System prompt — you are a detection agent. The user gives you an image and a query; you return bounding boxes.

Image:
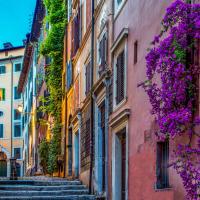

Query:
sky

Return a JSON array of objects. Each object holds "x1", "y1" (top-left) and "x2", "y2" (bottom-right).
[{"x1": 0, "y1": 0, "x2": 36, "y2": 49}]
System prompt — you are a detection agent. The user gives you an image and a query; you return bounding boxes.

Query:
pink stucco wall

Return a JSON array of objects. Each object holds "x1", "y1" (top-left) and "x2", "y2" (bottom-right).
[{"x1": 108, "y1": 0, "x2": 194, "y2": 199}]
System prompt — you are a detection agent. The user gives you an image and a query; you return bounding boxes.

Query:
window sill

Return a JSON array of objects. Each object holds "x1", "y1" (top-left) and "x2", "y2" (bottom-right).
[
  {"x1": 13, "y1": 137, "x2": 23, "y2": 139},
  {"x1": 113, "y1": 97, "x2": 127, "y2": 113},
  {"x1": 154, "y1": 186, "x2": 173, "y2": 192}
]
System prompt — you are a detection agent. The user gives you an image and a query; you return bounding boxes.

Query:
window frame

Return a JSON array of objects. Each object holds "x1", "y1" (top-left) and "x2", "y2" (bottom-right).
[
  {"x1": 14, "y1": 63, "x2": 22, "y2": 72},
  {"x1": 156, "y1": 140, "x2": 170, "y2": 189},
  {"x1": 13, "y1": 147, "x2": 22, "y2": 160},
  {"x1": 113, "y1": 40, "x2": 128, "y2": 110},
  {"x1": 85, "y1": 56, "x2": 91, "y2": 96},
  {"x1": 14, "y1": 123, "x2": 22, "y2": 138},
  {"x1": 14, "y1": 86, "x2": 21, "y2": 100},
  {"x1": 97, "y1": 26, "x2": 108, "y2": 78},
  {"x1": 0, "y1": 124, "x2": 4, "y2": 139},
  {"x1": 0, "y1": 65, "x2": 6, "y2": 74},
  {"x1": 14, "y1": 109, "x2": 21, "y2": 121},
  {"x1": 114, "y1": 0, "x2": 127, "y2": 18}
]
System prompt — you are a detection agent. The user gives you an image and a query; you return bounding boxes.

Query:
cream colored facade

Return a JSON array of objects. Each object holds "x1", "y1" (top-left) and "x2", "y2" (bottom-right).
[{"x1": 0, "y1": 45, "x2": 25, "y2": 177}]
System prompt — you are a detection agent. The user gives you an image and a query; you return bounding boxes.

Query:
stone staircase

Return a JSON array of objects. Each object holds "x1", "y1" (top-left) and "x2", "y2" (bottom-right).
[{"x1": 0, "y1": 179, "x2": 96, "y2": 200}]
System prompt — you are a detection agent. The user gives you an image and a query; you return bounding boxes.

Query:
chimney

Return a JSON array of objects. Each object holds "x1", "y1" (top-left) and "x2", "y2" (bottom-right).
[
  {"x1": 23, "y1": 39, "x2": 27, "y2": 46},
  {"x1": 3, "y1": 42, "x2": 13, "y2": 49}
]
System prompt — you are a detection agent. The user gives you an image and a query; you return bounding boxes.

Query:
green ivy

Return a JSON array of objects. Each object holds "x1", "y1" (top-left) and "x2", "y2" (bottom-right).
[
  {"x1": 39, "y1": 0, "x2": 67, "y2": 174},
  {"x1": 38, "y1": 138, "x2": 49, "y2": 174}
]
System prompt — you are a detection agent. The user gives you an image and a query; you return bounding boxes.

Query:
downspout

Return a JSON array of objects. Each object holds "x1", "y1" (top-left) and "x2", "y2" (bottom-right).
[
  {"x1": 64, "y1": 26, "x2": 68, "y2": 178},
  {"x1": 104, "y1": 74, "x2": 110, "y2": 199},
  {"x1": 10, "y1": 57, "x2": 13, "y2": 158},
  {"x1": 89, "y1": 0, "x2": 95, "y2": 194}
]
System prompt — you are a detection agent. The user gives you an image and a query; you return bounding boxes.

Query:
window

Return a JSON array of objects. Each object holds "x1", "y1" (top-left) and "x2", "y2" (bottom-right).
[
  {"x1": 67, "y1": 60, "x2": 73, "y2": 89},
  {"x1": 14, "y1": 63, "x2": 21, "y2": 72},
  {"x1": 16, "y1": 163, "x2": 21, "y2": 176},
  {"x1": 114, "y1": 0, "x2": 125, "y2": 14},
  {"x1": 0, "y1": 88, "x2": 5, "y2": 101},
  {"x1": 85, "y1": 61, "x2": 91, "y2": 95},
  {"x1": 14, "y1": 109, "x2": 21, "y2": 120},
  {"x1": 134, "y1": 40, "x2": 138, "y2": 64},
  {"x1": 14, "y1": 87, "x2": 21, "y2": 100},
  {"x1": 0, "y1": 66, "x2": 6, "y2": 74},
  {"x1": 0, "y1": 111, "x2": 3, "y2": 117},
  {"x1": 81, "y1": 0, "x2": 86, "y2": 38},
  {"x1": 115, "y1": 50, "x2": 125, "y2": 105},
  {"x1": 14, "y1": 123, "x2": 21, "y2": 137},
  {"x1": 156, "y1": 141, "x2": 169, "y2": 189},
  {"x1": 98, "y1": 31, "x2": 107, "y2": 76},
  {"x1": 0, "y1": 124, "x2": 3, "y2": 138},
  {"x1": 14, "y1": 148, "x2": 21, "y2": 159},
  {"x1": 72, "y1": 12, "x2": 80, "y2": 57}
]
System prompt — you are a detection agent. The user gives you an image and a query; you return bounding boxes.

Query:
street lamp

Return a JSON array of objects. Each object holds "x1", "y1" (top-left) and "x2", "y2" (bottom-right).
[{"x1": 17, "y1": 105, "x2": 23, "y2": 113}]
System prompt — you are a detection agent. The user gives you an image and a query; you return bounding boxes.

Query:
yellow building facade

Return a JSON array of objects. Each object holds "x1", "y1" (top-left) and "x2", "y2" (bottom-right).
[{"x1": 0, "y1": 43, "x2": 25, "y2": 177}]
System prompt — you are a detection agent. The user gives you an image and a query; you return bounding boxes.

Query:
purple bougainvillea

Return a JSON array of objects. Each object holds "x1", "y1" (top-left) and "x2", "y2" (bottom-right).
[{"x1": 140, "y1": 0, "x2": 200, "y2": 199}]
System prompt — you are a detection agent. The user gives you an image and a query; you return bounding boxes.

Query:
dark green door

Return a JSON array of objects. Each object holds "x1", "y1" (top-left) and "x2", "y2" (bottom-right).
[{"x1": 0, "y1": 160, "x2": 7, "y2": 177}]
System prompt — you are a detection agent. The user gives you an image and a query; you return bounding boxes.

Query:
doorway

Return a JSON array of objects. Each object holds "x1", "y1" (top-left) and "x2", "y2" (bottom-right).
[
  {"x1": 113, "y1": 128, "x2": 127, "y2": 200},
  {"x1": 0, "y1": 152, "x2": 7, "y2": 177},
  {"x1": 96, "y1": 101, "x2": 106, "y2": 193},
  {"x1": 74, "y1": 130, "x2": 79, "y2": 177},
  {"x1": 68, "y1": 126, "x2": 73, "y2": 176}
]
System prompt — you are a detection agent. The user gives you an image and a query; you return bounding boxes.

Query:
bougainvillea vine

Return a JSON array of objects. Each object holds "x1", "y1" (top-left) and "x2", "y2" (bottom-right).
[{"x1": 139, "y1": 0, "x2": 200, "y2": 199}]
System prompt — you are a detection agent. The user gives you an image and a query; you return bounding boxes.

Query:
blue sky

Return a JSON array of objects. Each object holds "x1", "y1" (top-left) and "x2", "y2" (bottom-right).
[{"x1": 0, "y1": 0, "x2": 36, "y2": 48}]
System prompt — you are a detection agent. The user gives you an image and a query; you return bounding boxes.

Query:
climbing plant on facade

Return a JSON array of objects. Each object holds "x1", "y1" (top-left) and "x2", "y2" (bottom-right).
[
  {"x1": 139, "y1": 1, "x2": 200, "y2": 199},
  {"x1": 39, "y1": 0, "x2": 66, "y2": 174}
]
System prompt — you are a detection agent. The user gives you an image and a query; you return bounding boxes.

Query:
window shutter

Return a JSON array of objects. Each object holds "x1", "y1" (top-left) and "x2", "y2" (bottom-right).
[
  {"x1": 71, "y1": 19, "x2": 75, "y2": 57},
  {"x1": 2, "y1": 89, "x2": 5, "y2": 101},
  {"x1": 85, "y1": 62, "x2": 91, "y2": 95},
  {"x1": 0, "y1": 124, "x2": 3, "y2": 138},
  {"x1": 116, "y1": 51, "x2": 125, "y2": 104},
  {"x1": 102, "y1": 34, "x2": 106, "y2": 68},
  {"x1": 3, "y1": 66, "x2": 6, "y2": 73}
]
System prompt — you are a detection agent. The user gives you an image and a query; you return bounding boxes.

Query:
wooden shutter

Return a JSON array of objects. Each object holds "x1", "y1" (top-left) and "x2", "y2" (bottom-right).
[
  {"x1": 99, "y1": 34, "x2": 107, "y2": 76},
  {"x1": 71, "y1": 19, "x2": 75, "y2": 57},
  {"x1": 116, "y1": 50, "x2": 125, "y2": 104},
  {"x1": 85, "y1": 62, "x2": 91, "y2": 95}
]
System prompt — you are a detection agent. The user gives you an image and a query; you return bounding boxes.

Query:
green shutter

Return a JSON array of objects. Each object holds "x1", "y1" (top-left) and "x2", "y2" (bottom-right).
[{"x1": 2, "y1": 89, "x2": 5, "y2": 101}]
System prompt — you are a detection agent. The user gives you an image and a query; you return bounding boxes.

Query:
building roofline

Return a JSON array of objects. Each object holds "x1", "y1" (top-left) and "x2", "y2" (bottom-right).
[
  {"x1": 18, "y1": 0, "x2": 45, "y2": 93},
  {"x1": 0, "y1": 46, "x2": 25, "y2": 53}
]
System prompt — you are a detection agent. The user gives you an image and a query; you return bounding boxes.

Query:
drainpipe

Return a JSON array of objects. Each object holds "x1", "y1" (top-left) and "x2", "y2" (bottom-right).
[
  {"x1": 64, "y1": 26, "x2": 68, "y2": 178},
  {"x1": 89, "y1": 0, "x2": 95, "y2": 194},
  {"x1": 104, "y1": 73, "x2": 110, "y2": 199},
  {"x1": 10, "y1": 57, "x2": 13, "y2": 158}
]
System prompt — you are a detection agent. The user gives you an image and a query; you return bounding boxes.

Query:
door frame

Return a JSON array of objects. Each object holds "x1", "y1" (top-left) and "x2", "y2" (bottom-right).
[{"x1": 112, "y1": 122, "x2": 129, "y2": 200}]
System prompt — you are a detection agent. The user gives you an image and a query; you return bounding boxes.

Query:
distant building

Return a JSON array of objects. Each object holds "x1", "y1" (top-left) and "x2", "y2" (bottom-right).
[
  {"x1": 0, "y1": 43, "x2": 25, "y2": 177},
  {"x1": 18, "y1": 0, "x2": 46, "y2": 175}
]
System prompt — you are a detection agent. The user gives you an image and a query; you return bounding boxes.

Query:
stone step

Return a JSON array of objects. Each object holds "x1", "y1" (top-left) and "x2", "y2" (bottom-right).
[
  {"x1": 0, "y1": 180, "x2": 82, "y2": 186},
  {"x1": 0, "y1": 195, "x2": 96, "y2": 200},
  {"x1": 0, "y1": 184, "x2": 87, "y2": 191},
  {"x1": 0, "y1": 189, "x2": 89, "y2": 196}
]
